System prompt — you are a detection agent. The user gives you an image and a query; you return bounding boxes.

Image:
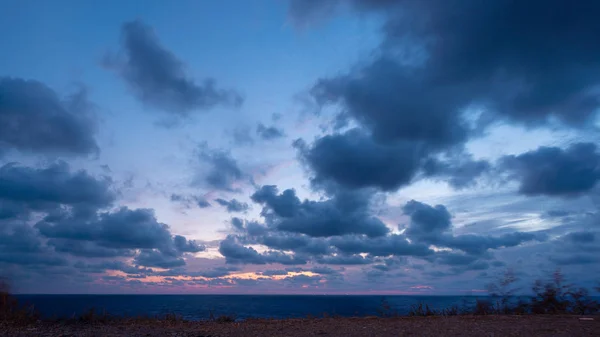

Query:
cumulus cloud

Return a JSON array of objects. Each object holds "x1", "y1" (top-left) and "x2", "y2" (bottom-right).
[
  {"x1": 251, "y1": 185, "x2": 389, "y2": 237},
  {"x1": 0, "y1": 77, "x2": 98, "y2": 156},
  {"x1": 402, "y1": 200, "x2": 543, "y2": 256},
  {"x1": 295, "y1": 128, "x2": 490, "y2": 192},
  {"x1": 499, "y1": 142, "x2": 600, "y2": 197},
  {"x1": 260, "y1": 233, "x2": 331, "y2": 255},
  {"x1": 310, "y1": 59, "x2": 473, "y2": 147},
  {"x1": 0, "y1": 161, "x2": 114, "y2": 210},
  {"x1": 422, "y1": 156, "x2": 491, "y2": 189},
  {"x1": 296, "y1": 0, "x2": 600, "y2": 126},
  {"x1": 293, "y1": 0, "x2": 600, "y2": 197},
  {"x1": 0, "y1": 161, "x2": 204, "y2": 286},
  {"x1": 36, "y1": 207, "x2": 204, "y2": 256},
  {"x1": 48, "y1": 239, "x2": 135, "y2": 258},
  {"x1": 170, "y1": 194, "x2": 211, "y2": 209},
  {"x1": 215, "y1": 198, "x2": 250, "y2": 213},
  {"x1": 564, "y1": 231, "x2": 595, "y2": 244},
  {"x1": 329, "y1": 234, "x2": 432, "y2": 257},
  {"x1": 218, "y1": 235, "x2": 306, "y2": 265},
  {"x1": 0, "y1": 222, "x2": 67, "y2": 267},
  {"x1": 218, "y1": 184, "x2": 545, "y2": 278},
  {"x1": 133, "y1": 249, "x2": 185, "y2": 268},
  {"x1": 295, "y1": 129, "x2": 425, "y2": 191},
  {"x1": 191, "y1": 266, "x2": 240, "y2": 278},
  {"x1": 104, "y1": 20, "x2": 242, "y2": 117},
  {"x1": 195, "y1": 145, "x2": 250, "y2": 192},
  {"x1": 316, "y1": 254, "x2": 373, "y2": 265},
  {"x1": 256, "y1": 123, "x2": 285, "y2": 140},
  {"x1": 402, "y1": 200, "x2": 452, "y2": 238}
]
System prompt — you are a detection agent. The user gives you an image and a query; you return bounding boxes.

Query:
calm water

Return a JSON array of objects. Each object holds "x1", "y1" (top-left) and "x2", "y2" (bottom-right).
[{"x1": 15, "y1": 295, "x2": 487, "y2": 320}]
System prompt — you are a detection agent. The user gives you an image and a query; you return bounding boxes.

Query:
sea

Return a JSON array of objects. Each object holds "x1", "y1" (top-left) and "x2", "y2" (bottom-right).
[{"x1": 15, "y1": 295, "x2": 488, "y2": 320}]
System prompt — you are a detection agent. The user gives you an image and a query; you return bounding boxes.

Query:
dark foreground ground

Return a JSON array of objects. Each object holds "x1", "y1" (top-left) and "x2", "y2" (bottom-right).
[{"x1": 2, "y1": 315, "x2": 599, "y2": 337}]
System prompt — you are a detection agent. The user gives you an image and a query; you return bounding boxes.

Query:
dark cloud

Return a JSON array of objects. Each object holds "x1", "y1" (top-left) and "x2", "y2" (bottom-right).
[
  {"x1": 444, "y1": 232, "x2": 542, "y2": 256},
  {"x1": 218, "y1": 235, "x2": 270, "y2": 264},
  {"x1": 449, "y1": 260, "x2": 491, "y2": 273},
  {"x1": 191, "y1": 266, "x2": 239, "y2": 278},
  {"x1": 422, "y1": 156, "x2": 491, "y2": 189},
  {"x1": 196, "y1": 198, "x2": 212, "y2": 209},
  {"x1": 309, "y1": 58, "x2": 472, "y2": 148},
  {"x1": 222, "y1": 189, "x2": 542, "y2": 271},
  {"x1": 0, "y1": 161, "x2": 114, "y2": 210},
  {"x1": 296, "y1": 128, "x2": 489, "y2": 192},
  {"x1": 299, "y1": 0, "x2": 600, "y2": 127},
  {"x1": 0, "y1": 162, "x2": 208, "y2": 273},
  {"x1": 231, "y1": 217, "x2": 245, "y2": 231},
  {"x1": 251, "y1": 185, "x2": 389, "y2": 237},
  {"x1": 230, "y1": 217, "x2": 269, "y2": 236},
  {"x1": 295, "y1": 129, "x2": 425, "y2": 191},
  {"x1": 73, "y1": 261, "x2": 152, "y2": 275},
  {"x1": 133, "y1": 249, "x2": 185, "y2": 268},
  {"x1": 0, "y1": 252, "x2": 68, "y2": 267},
  {"x1": 251, "y1": 185, "x2": 301, "y2": 217},
  {"x1": 402, "y1": 200, "x2": 452, "y2": 238},
  {"x1": 329, "y1": 234, "x2": 432, "y2": 257},
  {"x1": 260, "y1": 233, "x2": 332, "y2": 255},
  {"x1": 259, "y1": 269, "x2": 289, "y2": 276},
  {"x1": 170, "y1": 194, "x2": 211, "y2": 208},
  {"x1": 196, "y1": 146, "x2": 249, "y2": 192},
  {"x1": 173, "y1": 235, "x2": 205, "y2": 253},
  {"x1": 0, "y1": 223, "x2": 67, "y2": 267},
  {"x1": 294, "y1": 0, "x2": 600, "y2": 196},
  {"x1": 0, "y1": 77, "x2": 99, "y2": 156},
  {"x1": 283, "y1": 274, "x2": 324, "y2": 287},
  {"x1": 316, "y1": 254, "x2": 372, "y2": 265},
  {"x1": 219, "y1": 235, "x2": 306, "y2": 265},
  {"x1": 310, "y1": 266, "x2": 340, "y2": 275},
  {"x1": 402, "y1": 200, "x2": 543, "y2": 256},
  {"x1": 545, "y1": 210, "x2": 573, "y2": 218},
  {"x1": 499, "y1": 143, "x2": 600, "y2": 197},
  {"x1": 105, "y1": 20, "x2": 242, "y2": 117},
  {"x1": 214, "y1": 198, "x2": 249, "y2": 213},
  {"x1": 34, "y1": 205, "x2": 204, "y2": 270},
  {"x1": 37, "y1": 207, "x2": 174, "y2": 249},
  {"x1": 256, "y1": 123, "x2": 285, "y2": 140},
  {"x1": 48, "y1": 239, "x2": 134, "y2": 258},
  {"x1": 564, "y1": 231, "x2": 595, "y2": 244},
  {"x1": 549, "y1": 254, "x2": 599, "y2": 266}
]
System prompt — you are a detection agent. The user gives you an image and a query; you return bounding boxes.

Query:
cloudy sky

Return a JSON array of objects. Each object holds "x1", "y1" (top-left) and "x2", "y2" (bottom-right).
[{"x1": 1, "y1": 0, "x2": 599, "y2": 295}]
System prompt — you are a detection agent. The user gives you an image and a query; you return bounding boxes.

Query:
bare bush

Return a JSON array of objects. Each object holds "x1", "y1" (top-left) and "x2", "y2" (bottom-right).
[
  {"x1": 0, "y1": 278, "x2": 39, "y2": 324},
  {"x1": 486, "y1": 269, "x2": 519, "y2": 314},
  {"x1": 567, "y1": 287, "x2": 598, "y2": 315},
  {"x1": 530, "y1": 270, "x2": 572, "y2": 314},
  {"x1": 408, "y1": 303, "x2": 437, "y2": 316}
]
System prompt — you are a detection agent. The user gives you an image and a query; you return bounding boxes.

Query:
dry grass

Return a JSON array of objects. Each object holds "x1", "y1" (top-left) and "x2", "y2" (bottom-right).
[{"x1": 2, "y1": 315, "x2": 599, "y2": 336}]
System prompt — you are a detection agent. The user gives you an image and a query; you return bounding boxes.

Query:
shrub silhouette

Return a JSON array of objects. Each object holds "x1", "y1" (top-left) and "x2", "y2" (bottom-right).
[
  {"x1": 486, "y1": 269, "x2": 520, "y2": 314},
  {"x1": 567, "y1": 287, "x2": 598, "y2": 315},
  {"x1": 530, "y1": 270, "x2": 571, "y2": 314},
  {"x1": 1, "y1": 278, "x2": 39, "y2": 324}
]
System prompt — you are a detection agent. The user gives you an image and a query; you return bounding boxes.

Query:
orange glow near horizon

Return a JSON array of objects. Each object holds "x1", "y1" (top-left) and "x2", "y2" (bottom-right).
[{"x1": 104, "y1": 269, "x2": 320, "y2": 284}]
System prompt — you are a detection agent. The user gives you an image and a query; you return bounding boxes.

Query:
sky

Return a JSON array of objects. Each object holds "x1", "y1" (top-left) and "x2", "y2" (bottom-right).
[{"x1": 1, "y1": 0, "x2": 599, "y2": 295}]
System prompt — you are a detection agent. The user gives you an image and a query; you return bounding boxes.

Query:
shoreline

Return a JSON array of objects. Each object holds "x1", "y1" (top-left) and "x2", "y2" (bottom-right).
[{"x1": 2, "y1": 315, "x2": 599, "y2": 337}]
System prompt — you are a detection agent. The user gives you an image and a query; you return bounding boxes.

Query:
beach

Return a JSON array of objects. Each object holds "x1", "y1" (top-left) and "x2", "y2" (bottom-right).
[{"x1": 2, "y1": 315, "x2": 598, "y2": 336}]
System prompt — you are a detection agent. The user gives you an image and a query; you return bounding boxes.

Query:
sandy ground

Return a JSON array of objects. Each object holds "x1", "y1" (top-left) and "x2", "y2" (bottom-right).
[{"x1": 2, "y1": 315, "x2": 599, "y2": 336}]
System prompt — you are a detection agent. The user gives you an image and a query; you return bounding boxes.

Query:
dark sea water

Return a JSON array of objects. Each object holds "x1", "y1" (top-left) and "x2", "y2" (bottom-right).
[{"x1": 15, "y1": 295, "x2": 487, "y2": 320}]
